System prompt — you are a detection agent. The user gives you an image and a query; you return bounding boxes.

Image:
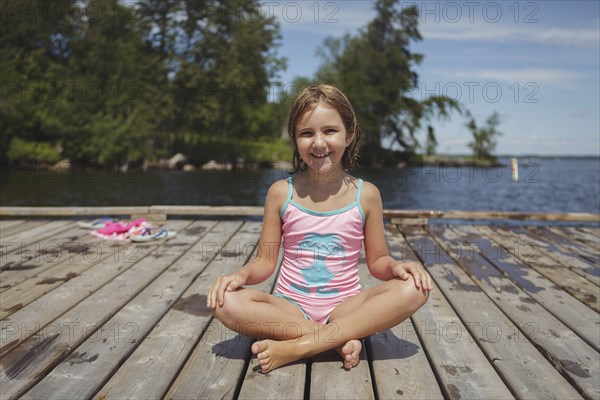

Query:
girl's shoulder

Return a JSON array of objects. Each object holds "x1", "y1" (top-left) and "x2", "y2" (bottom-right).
[
  {"x1": 265, "y1": 179, "x2": 291, "y2": 208},
  {"x1": 357, "y1": 179, "x2": 383, "y2": 217},
  {"x1": 357, "y1": 179, "x2": 381, "y2": 201}
]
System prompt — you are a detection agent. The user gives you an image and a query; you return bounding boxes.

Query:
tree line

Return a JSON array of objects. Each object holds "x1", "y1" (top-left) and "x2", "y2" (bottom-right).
[{"x1": 0, "y1": 0, "x2": 500, "y2": 168}]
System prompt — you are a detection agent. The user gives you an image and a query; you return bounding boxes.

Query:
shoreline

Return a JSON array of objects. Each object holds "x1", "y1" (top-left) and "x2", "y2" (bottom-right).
[
  {"x1": 4, "y1": 154, "x2": 599, "y2": 173},
  {"x1": 1, "y1": 158, "x2": 508, "y2": 172}
]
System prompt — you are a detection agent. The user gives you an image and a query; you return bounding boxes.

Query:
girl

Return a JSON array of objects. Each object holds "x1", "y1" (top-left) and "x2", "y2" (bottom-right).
[{"x1": 207, "y1": 84, "x2": 432, "y2": 373}]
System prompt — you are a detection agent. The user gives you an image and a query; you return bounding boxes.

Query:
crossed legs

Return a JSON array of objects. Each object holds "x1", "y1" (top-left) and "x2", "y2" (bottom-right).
[{"x1": 212, "y1": 278, "x2": 428, "y2": 373}]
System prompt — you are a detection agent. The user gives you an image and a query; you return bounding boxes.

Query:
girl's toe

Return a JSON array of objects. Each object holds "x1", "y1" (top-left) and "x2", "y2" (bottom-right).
[
  {"x1": 252, "y1": 340, "x2": 268, "y2": 355},
  {"x1": 261, "y1": 363, "x2": 271, "y2": 373}
]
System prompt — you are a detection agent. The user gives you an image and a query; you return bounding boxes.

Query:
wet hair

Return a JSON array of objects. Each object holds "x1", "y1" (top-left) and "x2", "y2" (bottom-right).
[{"x1": 287, "y1": 84, "x2": 361, "y2": 172}]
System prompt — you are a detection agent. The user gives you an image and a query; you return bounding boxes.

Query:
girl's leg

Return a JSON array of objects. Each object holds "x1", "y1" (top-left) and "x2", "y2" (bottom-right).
[
  {"x1": 252, "y1": 278, "x2": 428, "y2": 372},
  {"x1": 212, "y1": 287, "x2": 324, "y2": 340}
]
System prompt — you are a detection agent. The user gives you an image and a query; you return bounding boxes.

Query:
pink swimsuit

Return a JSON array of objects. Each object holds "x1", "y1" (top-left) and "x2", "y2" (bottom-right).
[{"x1": 274, "y1": 177, "x2": 365, "y2": 323}]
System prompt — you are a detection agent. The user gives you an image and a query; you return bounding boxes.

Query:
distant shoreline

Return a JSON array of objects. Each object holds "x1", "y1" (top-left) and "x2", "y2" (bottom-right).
[
  {"x1": 3, "y1": 154, "x2": 599, "y2": 172},
  {"x1": 450, "y1": 154, "x2": 600, "y2": 160}
]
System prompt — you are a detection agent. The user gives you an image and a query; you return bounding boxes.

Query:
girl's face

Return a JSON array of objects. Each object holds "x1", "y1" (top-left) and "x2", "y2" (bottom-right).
[{"x1": 295, "y1": 103, "x2": 350, "y2": 174}]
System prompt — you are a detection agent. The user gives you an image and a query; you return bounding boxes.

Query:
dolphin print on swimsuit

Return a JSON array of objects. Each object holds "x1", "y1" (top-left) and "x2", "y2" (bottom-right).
[{"x1": 291, "y1": 232, "x2": 346, "y2": 296}]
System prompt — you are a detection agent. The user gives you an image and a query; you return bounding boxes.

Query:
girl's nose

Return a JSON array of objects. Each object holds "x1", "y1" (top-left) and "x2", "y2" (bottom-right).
[{"x1": 313, "y1": 134, "x2": 326, "y2": 147}]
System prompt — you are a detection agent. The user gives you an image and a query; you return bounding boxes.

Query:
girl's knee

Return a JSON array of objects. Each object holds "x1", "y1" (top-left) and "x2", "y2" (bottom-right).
[
  {"x1": 212, "y1": 289, "x2": 245, "y2": 322},
  {"x1": 404, "y1": 281, "x2": 429, "y2": 312},
  {"x1": 386, "y1": 279, "x2": 429, "y2": 313}
]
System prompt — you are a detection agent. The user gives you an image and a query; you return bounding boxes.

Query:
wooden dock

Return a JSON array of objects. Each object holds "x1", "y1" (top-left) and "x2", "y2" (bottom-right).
[{"x1": 0, "y1": 212, "x2": 598, "y2": 399}]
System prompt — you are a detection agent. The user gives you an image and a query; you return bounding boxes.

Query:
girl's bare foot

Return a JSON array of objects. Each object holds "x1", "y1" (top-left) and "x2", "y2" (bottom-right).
[
  {"x1": 337, "y1": 339, "x2": 362, "y2": 369},
  {"x1": 251, "y1": 340, "x2": 303, "y2": 373}
]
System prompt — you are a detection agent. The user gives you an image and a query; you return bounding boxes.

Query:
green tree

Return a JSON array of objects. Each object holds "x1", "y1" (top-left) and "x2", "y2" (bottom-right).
[
  {"x1": 138, "y1": 0, "x2": 285, "y2": 161},
  {"x1": 64, "y1": 0, "x2": 168, "y2": 165},
  {"x1": 316, "y1": 0, "x2": 459, "y2": 165},
  {"x1": 0, "y1": 0, "x2": 76, "y2": 163},
  {"x1": 1, "y1": 0, "x2": 286, "y2": 166},
  {"x1": 425, "y1": 126, "x2": 437, "y2": 156},
  {"x1": 466, "y1": 111, "x2": 502, "y2": 161}
]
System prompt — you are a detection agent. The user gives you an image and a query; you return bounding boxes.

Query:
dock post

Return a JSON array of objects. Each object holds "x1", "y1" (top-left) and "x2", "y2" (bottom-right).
[{"x1": 511, "y1": 158, "x2": 519, "y2": 182}]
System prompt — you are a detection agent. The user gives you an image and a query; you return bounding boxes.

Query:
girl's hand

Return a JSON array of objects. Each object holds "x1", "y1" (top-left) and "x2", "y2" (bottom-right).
[
  {"x1": 207, "y1": 272, "x2": 247, "y2": 309},
  {"x1": 392, "y1": 261, "x2": 433, "y2": 291}
]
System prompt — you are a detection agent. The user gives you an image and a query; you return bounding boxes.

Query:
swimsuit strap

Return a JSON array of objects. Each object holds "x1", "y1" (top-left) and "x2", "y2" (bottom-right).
[
  {"x1": 287, "y1": 176, "x2": 294, "y2": 200},
  {"x1": 280, "y1": 177, "x2": 294, "y2": 218},
  {"x1": 356, "y1": 179, "x2": 365, "y2": 224},
  {"x1": 356, "y1": 179, "x2": 363, "y2": 202}
]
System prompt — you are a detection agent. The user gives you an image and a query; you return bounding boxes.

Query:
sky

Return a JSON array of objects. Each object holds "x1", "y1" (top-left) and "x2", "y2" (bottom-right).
[{"x1": 265, "y1": 0, "x2": 600, "y2": 156}]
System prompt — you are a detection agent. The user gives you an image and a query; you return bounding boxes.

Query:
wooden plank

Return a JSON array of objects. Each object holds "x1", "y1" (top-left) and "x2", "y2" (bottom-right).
[
  {"x1": 150, "y1": 205, "x2": 264, "y2": 216},
  {"x1": 0, "y1": 234, "x2": 128, "y2": 321},
  {"x1": 515, "y1": 226, "x2": 599, "y2": 286},
  {"x1": 394, "y1": 225, "x2": 514, "y2": 400},
  {"x1": 406, "y1": 225, "x2": 584, "y2": 400},
  {"x1": 435, "y1": 225, "x2": 597, "y2": 399},
  {"x1": 0, "y1": 220, "x2": 25, "y2": 231},
  {"x1": 0, "y1": 206, "x2": 149, "y2": 217},
  {"x1": 168, "y1": 237, "x2": 290, "y2": 400},
  {"x1": 92, "y1": 222, "x2": 262, "y2": 400},
  {"x1": 480, "y1": 226, "x2": 600, "y2": 313},
  {"x1": 549, "y1": 226, "x2": 600, "y2": 252},
  {"x1": 0, "y1": 221, "x2": 190, "y2": 356},
  {"x1": 0, "y1": 220, "x2": 217, "y2": 399},
  {"x1": 534, "y1": 226, "x2": 600, "y2": 265},
  {"x1": 21, "y1": 220, "x2": 240, "y2": 400},
  {"x1": 1, "y1": 217, "x2": 168, "y2": 319},
  {"x1": 390, "y1": 217, "x2": 428, "y2": 225},
  {"x1": 0, "y1": 220, "x2": 74, "y2": 256},
  {"x1": 0, "y1": 225, "x2": 99, "y2": 292},
  {"x1": 366, "y1": 230, "x2": 443, "y2": 400},
  {"x1": 310, "y1": 347, "x2": 373, "y2": 400},
  {"x1": 236, "y1": 250, "x2": 308, "y2": 400},
  {"x1": 2, "y1": 206, "x2": 598, "y2": 221},
  {"x1": 559, "y1": 227, "x2": 600, "y2": 251},
  {"x1": 169, "y1": 320, "x2": 254, "y2": 400},
  {"x1": 579, "y1": 227, "x2": 600, "y2": 237},
  {"x1": 460, "y1": 225, "x2": 600, "y2": 352},
  {"x1": 368, "y1": 321, "x2": 443, "y2": 400},
  {"x1": 384, "y1": 210, "x2": 600, "y2": 222},
  {"x1": 308, "y1": 254, "x2": 375, "y2": 400},
  {"x1": 0, "y1": 221, "x2": 49, "y2": 239}
]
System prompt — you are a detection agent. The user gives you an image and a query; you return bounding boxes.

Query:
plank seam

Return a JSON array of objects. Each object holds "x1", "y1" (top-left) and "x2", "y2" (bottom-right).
[
  {"x1": 422, "y1": 224, "x2": 530, "y2": 400},
  {"x1": 150, "y1": 220, "x2": 254, "y2": 400},
  {"x1": 86, "y1": 220, "x2": 228, "y2": 400},
  {"x1": 398, "y1": 224, "x2": 522, "y2": 399},
  {"x1": 391, "y1": 225, "x2": 469, "y2": 400},
  {"x1": 13, "y1": 220, "x2": 206, "y2": 399},
  {"x1": 364, "y1": 337, "x2": 380, "y2": 400}
]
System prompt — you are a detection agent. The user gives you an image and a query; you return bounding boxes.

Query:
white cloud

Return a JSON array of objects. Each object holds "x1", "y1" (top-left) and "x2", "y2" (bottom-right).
[
  {"x1": 422, "y1": 21, "x2": 599, "y2": 48},
  {"x1": 437, "y1": 68, "x2": 580, "y2": 87},
  {"x1": 274, "y1": 2, "x2": 599, "y2": 49}
]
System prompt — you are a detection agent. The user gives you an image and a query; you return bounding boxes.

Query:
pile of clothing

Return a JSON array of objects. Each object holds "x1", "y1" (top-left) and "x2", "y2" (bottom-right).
[{"x1": 77, "y1": 218, "x2": 176, "y2": 242}]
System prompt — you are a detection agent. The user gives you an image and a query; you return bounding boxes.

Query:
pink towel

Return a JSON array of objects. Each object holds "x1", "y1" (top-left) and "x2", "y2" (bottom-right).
[
  {"x1": 96, "y1": 218, "x2": 146, "y2": 235},
  {"x1": 91, "y1": 218, "x2": 148, "y2": 241}
]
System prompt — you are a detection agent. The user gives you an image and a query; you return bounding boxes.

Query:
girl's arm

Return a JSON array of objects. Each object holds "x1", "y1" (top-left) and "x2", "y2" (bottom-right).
[
  {"x1": 237, "y1": 180, "x2": 286, "y2": 285},
  {"x1": 361, "y1": 181, "x2": 433, "y2": 291},
  {"x1": 207, "y1": 180, "x2": 287, "y2": 308}
]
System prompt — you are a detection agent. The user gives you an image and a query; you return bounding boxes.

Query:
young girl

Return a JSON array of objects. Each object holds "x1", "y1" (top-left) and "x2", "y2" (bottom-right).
[{"x1": 207, "y1": 84, "x2": 432, "y2": 373}]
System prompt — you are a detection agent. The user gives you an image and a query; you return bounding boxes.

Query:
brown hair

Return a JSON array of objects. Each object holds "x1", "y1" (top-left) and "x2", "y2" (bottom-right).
[{"x1": 287, "y1": 84, "x2": 361, "y2": 172}]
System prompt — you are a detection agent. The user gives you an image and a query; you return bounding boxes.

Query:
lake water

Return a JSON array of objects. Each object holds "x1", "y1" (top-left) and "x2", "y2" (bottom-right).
[{"x1": 1, "y1": 158, "x2": 599, "y2": 215}]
